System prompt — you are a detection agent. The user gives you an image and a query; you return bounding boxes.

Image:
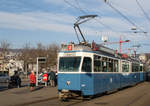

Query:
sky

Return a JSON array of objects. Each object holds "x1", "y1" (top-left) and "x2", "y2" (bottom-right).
[{"x1": 0, "y1": 0, "x2": 150, "y2": 53}]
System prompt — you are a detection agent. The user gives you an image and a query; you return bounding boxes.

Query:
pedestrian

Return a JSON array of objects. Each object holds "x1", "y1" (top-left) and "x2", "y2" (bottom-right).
[
  {"x1": 43, "y1": 71, "x2": 48, "y2": 86},
  {"x1": 14, "y1": 71, "x2": 21, "y2": 88},
  {"x1": 29, "y1": 71, "x2": 36, "y2": 91},
  {"x1": 8, "y1": 71, "x2": 21, "y2": 88},
  {"x1": 49, "y1": 71, "x2": 56, "y2": 87}
]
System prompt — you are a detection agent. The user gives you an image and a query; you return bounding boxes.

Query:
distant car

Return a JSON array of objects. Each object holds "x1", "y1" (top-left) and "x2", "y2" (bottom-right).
[{"x1": 0, "y1": 74, "x2": 9, "y2": 83}]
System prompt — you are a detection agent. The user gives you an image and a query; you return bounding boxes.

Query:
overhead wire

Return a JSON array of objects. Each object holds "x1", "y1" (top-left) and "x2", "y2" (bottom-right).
[
  {"x1": 64, "y1": 0, "x2": 86, "y2": 14},
  {"x1": 75, "y1": 0, "x2": 115, "y2": 31},
  {"x1": 74, "y1": 0, "x2": 87, "y2": 14},
  {"x1": 104, "y1": 0, "x2": 147, "y2": 35},
  {"x1": 135, "y1": 0, "x2": 150, "y2": 24},
  {"x1": 64, "y1": 0, "x2": 142, "y2": 50},
  {"x1": 72, "y1": 0, "x2": 132, "y2": 50},
  {"x1": 64, "y1": 0, "x2": 114, "y2": 31}
]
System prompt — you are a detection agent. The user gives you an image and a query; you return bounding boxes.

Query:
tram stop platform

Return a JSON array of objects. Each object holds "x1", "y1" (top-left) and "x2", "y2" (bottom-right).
[{"x1": 0, "y1": 86, "x2": 58, "y2": 106}]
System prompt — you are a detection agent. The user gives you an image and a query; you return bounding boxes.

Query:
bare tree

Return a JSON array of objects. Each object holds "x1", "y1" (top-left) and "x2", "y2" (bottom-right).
[
  {"x1": 0, "y1": 40, "x2": 10, "y2": 56},
  {"x1": 19, "y1": 43, "x2": 32, "y2": 74},
  {"x1": 19, "y1": 42, "x2": 59, "y2": 73},
  {"x1": 46, "y1": 43, "x2": 59, "y2": 67}
]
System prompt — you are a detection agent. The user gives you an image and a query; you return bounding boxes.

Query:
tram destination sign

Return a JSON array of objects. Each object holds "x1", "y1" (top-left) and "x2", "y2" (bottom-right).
[{"x1": 63, "y1": 53, "x2": 76, "y2": 56}]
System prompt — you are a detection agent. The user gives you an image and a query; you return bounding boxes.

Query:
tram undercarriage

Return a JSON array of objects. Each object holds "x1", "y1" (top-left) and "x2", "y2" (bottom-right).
[{"x1": 58, "y1": 90, "x2": 82, "y2": 101}]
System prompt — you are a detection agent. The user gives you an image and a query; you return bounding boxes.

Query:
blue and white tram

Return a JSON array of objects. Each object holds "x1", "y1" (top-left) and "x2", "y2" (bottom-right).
[{"x1": 57, "y1": 43, "x2": 144, "y2": 99}]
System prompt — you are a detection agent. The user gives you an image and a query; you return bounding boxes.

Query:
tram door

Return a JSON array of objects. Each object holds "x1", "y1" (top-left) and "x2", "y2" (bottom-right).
[
  {"x1": 80, "y1": 57, "x2": 93, "y2": 95},
  {"x1": 139, "y1": 64, "x2": 144, "y2": 81}
]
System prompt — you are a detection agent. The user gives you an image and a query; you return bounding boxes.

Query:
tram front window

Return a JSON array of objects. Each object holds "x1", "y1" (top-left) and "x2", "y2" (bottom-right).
[
  {"x1": 59, "y1": 57, "x2": 81, "y2": 72},
  {"x1": 82, "y1": 57, "x2": 92, "y2": 72}
]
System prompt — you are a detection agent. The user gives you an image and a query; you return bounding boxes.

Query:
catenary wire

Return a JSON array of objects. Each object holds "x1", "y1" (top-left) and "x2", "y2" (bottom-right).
[
  {"x1": 64, "y1": 0, "x2": 114, "y2": 31},
  {"x1": 104, "y1": 0, "x2": 147, "y2": 35},
  {"x1": 135, "y1": 0, "x2": 150, "y2": 24}
]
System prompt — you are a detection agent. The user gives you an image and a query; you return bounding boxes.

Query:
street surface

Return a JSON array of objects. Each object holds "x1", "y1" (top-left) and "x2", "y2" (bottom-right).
[
  {"x1": 0, "y1": 83, "x2": 8, "y2": 91},
  {"x1": 0, "y1": 82, "x2": 150, "y2": 106}
]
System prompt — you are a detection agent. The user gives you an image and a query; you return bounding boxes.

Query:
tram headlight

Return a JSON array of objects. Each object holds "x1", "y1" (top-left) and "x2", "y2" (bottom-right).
[{"x1": 66, "y1": 81, "x2": 70, "y2": 85}]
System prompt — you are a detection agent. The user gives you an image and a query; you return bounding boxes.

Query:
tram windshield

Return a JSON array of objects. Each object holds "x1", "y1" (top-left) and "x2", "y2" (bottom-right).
[{"x1": 59, "y1": 57, "x2": 81, "y2": 72}]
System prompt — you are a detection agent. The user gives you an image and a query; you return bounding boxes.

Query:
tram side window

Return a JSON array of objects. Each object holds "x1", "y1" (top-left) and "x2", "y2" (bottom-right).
[
  {"x1": 132, "y1": 65, "x2": 135, "y2": 72},
  {"x1": 101, "y1": 57, "x2": 109, "y2": 72},
  {"x1": 94, "y1": 55, "x2": 102, "y2": 72},
  {"x1": 122, "y1": 63, "x2": 129, "y2": 72},
  {"x1": 108, "y1": 59, "x2": 113, "y2": 72},
  {"x1": 132, "y1": 64, "x2": 140, "y2": 72},
  {"x1": 82, "y1": 57, "x2": 92, "y2": 72},
  {"x1": 114, "y1": 60, "x2": 118, "y2": 72},
  {"x1": 101, "y1": 57, "x2": 117, "y2": 72},
  {"x1": 102, "y1": 61, "x2": 108, "y2": 72},
  {"x1": 140, "y1": 66, "x2": 143, "y2": 72}
]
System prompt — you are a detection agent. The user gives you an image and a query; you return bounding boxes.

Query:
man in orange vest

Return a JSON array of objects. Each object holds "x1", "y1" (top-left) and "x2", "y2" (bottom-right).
[{"x1": 43, "y1": 71, "x2": 48, "y2": 86}]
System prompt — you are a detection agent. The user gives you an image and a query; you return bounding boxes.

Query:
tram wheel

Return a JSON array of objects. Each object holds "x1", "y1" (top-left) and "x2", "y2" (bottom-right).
[{"x1": 82, "y1": 95, "x2": 93, "y2": 100}]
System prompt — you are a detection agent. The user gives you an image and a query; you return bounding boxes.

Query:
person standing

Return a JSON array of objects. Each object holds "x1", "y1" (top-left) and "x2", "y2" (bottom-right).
[
  {"x1": 8, "y1": 71, "x2": 21, "y2": 88},
  {"x1": 14, "y1": 71, "x2": 21, "y2": 88},
  {"x1": 29, "y1": 71, "x2": 36, "y2": 91},
  {"x1": 49, "y1": 71, "x2": 56, "y2": 87},
  {"x1": 43, "y1": 71, "x2": 48, "y2": 86}
]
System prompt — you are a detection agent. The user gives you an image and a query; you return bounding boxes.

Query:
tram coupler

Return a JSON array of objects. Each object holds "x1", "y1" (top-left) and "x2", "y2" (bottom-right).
[{"x1": 59, "y1": 89, "x2": 72, "y2": 101}]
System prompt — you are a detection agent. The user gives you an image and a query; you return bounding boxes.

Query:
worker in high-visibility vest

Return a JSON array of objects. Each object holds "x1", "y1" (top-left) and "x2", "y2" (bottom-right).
[{"x1": 43, "y1": 71, "x2": 48, "y2": 86}]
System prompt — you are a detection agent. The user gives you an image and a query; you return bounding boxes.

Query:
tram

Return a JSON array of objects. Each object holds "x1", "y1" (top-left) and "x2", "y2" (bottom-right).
[{"x1": 57, "y1": 42, "x2": 144, "y2": 100}]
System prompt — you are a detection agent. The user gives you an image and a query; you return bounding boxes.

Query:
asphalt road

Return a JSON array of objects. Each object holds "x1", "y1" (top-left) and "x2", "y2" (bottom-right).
[
  {"x1": 0, "y1": 83, "x2": 8, "y2": 91},
  {"x1": 26, "y1": 82, "x2": 150, "y2": 106},
  {"x1": 78, "y1": 82, "x2": 150, "y2": 106},
  {"x1": 1, "y1": 82, "x2": 150, "y2": 106},
  {"x1": 0, "y1": 81, "x2": 28, "y2": 91}
]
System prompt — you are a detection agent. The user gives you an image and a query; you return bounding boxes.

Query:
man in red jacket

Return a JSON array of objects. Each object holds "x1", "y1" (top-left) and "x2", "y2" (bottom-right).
[
  {"x1": 29, "y1": 71, "x2": 36, "y2": 91},
  {"x1": 43, "y1": 71, "x2": 48, "y2": 86}
]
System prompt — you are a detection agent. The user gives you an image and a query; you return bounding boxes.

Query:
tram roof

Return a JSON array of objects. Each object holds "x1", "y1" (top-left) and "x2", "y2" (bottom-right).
[{"x1": 60, "y1": 42, "x2": 140, "y2": 62}]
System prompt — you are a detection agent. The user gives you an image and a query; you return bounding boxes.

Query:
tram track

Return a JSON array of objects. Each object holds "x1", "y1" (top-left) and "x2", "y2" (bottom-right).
[
  {"x1": 11, "y1": 83, "x2": 150, "y2": 106},
  {"x1": 125, "y1": 91, "x2": 149, "y2": 106},
  {"x1": 12, "y1": 91, "x2": 148, "y2": 106},
  {"x1": 12, "y1": 96, "x2": 87, "y2": 106},
  {"x1": 124, "y1": 84, "x2": 150, "y2": 106},
  {"x1": 12, "y1": 97, "x2": 58, "y2": 106}
]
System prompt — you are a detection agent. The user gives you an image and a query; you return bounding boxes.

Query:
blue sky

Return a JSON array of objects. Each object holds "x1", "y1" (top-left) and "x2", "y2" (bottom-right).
[{"x1": 0, "y1": 0, "x2": 150, "y2": 53}]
